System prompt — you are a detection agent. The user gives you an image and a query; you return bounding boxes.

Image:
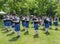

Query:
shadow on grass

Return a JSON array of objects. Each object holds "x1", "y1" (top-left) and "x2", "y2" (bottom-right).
[
  {"x1": 2, "y1": 31, "x2": 9, "y2": 33},
  {"x1": 44, "y1": 32, "x2": 50, "y2": 35},
  {"x1": 1, "y1": 28, "x2": 6, "y2": 31},
  {"x1": 9, "y1": 36, "x2": 20, "y2": 41},
  {"x1": 21, "y1": 29, "x2": 25, "y2": 32},
  {"x1": 40, "y1": 28, "x2": 60, "y2": 31},
  {"x1": 33, "y1": 34, "x2": 39, "y2": 38},
  {"x1": 40, "y1": 28, "x2": 45, "y2": 31},
  {"x1": 24, "y1": 31, "x2": 29, "y2": 35},
  {"x1": 7, "y1": 32, "x2": 15, "y2": 36},
  {"x1": 49, "y1": 28, "x2": 60, "y2": 31}
]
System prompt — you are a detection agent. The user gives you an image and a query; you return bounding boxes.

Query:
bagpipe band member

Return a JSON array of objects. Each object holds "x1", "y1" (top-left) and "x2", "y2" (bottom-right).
[
  {"x1": 25, "y1": 16, "x2": 30, "y2": 33},
  {"x1": 49, "y1": 17, "x2": 52, "y2": 29},
  {"x1": 22, "y1": 16, "x2": 26, "y2": 30},
  {"x1": 32, "y1": 16, "x2": 35, "y2": 28},
  {"x1": 3, "y1": 15, "x2": 11, "y2": 31},
  {"x1": 13, "y1": 15, "x2": 20, "y2": 38},
  {"x1": 44, "y1": 17, "x2": 50, "y2": 33},
  {"x1": 10, "y1": 15, "x2": 15, "y2": 33},
  {"x1": 33, "y1": 16, "x2": 39, "y2": 36},
  {"x1": 54, "y1": 17, "x2": 59, "y2": 30},
  {"x1": 42, "y1": 16, "x2": 46, "y2": 30},
  {"x1": 6, "y1": 15, "x2": 11, "y2": 27},
  {"x1": 3, "y1": 15, "x2": 8, "y2": 31}
]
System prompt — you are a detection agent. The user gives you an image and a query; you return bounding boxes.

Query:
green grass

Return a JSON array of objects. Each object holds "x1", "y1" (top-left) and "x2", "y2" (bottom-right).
[{"x1": 0, "y1": 20, "x2": 60, "y2": 44}]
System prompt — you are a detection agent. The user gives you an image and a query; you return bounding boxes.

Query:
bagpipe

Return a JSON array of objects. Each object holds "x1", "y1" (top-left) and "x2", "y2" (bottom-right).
[{"x1": 38, "y1": 19, "x2": 42, "y2": 25}]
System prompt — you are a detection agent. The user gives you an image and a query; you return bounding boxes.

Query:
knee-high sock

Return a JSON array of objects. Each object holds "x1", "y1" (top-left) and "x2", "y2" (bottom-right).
[
  {"x1": 26, "y1": 28, "x2": 28, "y2": 32},
  {"x1": 35, "y1": 30, "x2": 38, "y2": 34},
  {"x1": 45, "y1": 28, "x2": 48, "y2": 32},
  {"x1": 56, "y1": 26, "x2": 58, "y2": 29},
  {"x1": 17, "y1": 31, "x2": 20, "y2": 36},
  {"x1": 49, "y1": 26, "x2": 52, "y2": 28},
  {"x1": 5, "y1": 26, "x2": 8, "y2": 31}
]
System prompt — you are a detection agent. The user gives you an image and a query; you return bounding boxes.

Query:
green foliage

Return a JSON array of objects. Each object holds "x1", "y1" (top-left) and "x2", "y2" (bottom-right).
[{"x1": 0, "y1": 0, "x2": 60, "y2": 17}]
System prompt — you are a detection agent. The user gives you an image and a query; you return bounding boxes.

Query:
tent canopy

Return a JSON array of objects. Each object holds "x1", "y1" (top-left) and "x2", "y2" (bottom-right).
[{"x1": 0, "y1": 11, "x2": 6, "y2": 14}]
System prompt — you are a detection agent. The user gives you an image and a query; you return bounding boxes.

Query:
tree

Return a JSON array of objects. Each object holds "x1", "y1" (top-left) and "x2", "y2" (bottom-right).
[{"x1": 0, "y1": 0, "x2": 60, "y2": 17}]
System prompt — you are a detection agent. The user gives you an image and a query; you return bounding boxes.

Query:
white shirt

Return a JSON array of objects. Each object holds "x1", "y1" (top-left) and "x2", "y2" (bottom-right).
[
  {"x1": 6, "y1": 15, "x2": 10, "y2": 20},
  {"x1": 26, "y1": 17, "x2": 30, "y2": 21},
  {"x1": 34, "y1": 18, "x2": 38, "y2": 22},
  {"x1": 22, "y1": 17, "x2": 25, "y2": 20},
  {"x1": 14, "y1": 16, "x2": 20, "y2": 23},
  {"x1": 54, "y1": 17, "x2": 59, "y2": 22},
  {"x1": 3, "y1": 15, "x2": 10, "y2": 20},
  {"x1": 46, "y1": 17, "x2": 50, "y2": 22}
]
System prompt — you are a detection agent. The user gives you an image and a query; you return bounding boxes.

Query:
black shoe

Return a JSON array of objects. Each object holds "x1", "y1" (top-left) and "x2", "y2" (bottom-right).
[
  {"x1": 34, "y1": 34, "x2": 39, "y2": 38},
  {"x1": 6, "y1": 30, "x2": 9, "y2": 32},
  {"x1": 50, "y1": 28, "x2": 52, "y2": 29},
  {"x1": 26, "y1": 31, "x2": 29, "y2": 33},
  {"x1": 36, "y1": 34, "x2": 38, "y2": 36},
  {"x1": 55, "y1": 28, "x2": 58, "y2": 30},
  {"x1": 45, "y1": 32, "x2": 50, "y2": 35},
  {"x1": 16, "y1": 35, "x2": 20, "y2": 38},
  {"x1": 43, "y1": 28, "x2": 45, "y2": 31},
  {"x1": 21, "y1": 29, "x2": 25, "y2": 31},
  {"x1": 24, "y1": 31, "x2": 29, "y2": 35}
]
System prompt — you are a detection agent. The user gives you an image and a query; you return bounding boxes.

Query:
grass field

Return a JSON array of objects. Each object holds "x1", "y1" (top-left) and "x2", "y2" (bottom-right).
[{"x1": 0, "y1": 20, "x2": 60, "y2": 44}]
